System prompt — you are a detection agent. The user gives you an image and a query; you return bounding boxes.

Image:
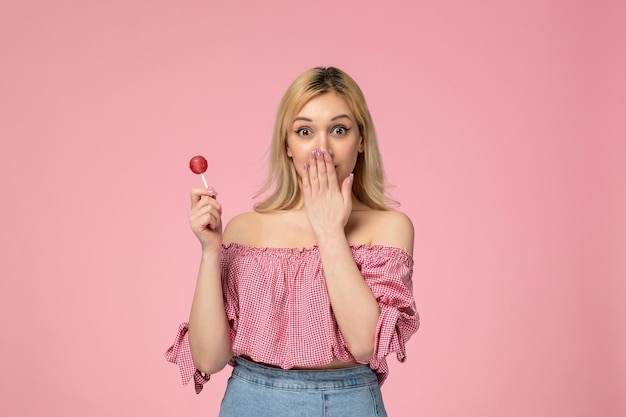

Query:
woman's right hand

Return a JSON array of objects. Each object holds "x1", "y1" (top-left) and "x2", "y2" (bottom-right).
[{"x1": 188, "y1": 187, "x2": 222, "y2": 251}]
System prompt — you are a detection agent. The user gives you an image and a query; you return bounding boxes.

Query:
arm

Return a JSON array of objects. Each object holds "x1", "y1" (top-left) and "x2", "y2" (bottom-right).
[
  {"x1": 316, "y1": 211, "x2": 415, "y2": 361},
  {"x1": 316, "y1": 232, "x2": 381, "y2": 361},
  {"x1": 186, "y1": 188, "x2": 233, "y2": 375}
]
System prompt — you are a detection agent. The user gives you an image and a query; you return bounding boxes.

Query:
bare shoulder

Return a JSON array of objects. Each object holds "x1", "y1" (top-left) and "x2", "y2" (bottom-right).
[
  {"x1": 223, "y1": 210, "x2": 318, "y2": 248},
  {"x1": 222, "y1": 212, "x2": 263, "y2": 246},
  {"x1": 357, "y1": 208, "x2": 414, "y2": 256}
]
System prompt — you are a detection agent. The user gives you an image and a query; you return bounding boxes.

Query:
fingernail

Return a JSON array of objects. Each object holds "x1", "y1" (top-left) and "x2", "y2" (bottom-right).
[
  {"x1": 303, "y1": 163, "x2": 308, "y2": 172},
  {"x1": 348, "y1": 173, "x2": 354, "y2": 184},
  {"x1": 315, "y1": 148, "x2": 322, "y2": 158},
  {"x1": 323, "y1": 150, "x2": 330, "y2": 159},
  {"x1": 311, "y1": 150, "x2": 316, "y2": 160},
  {"x1": 208, "y1": 189, "x2": 218, "y2": 197}
]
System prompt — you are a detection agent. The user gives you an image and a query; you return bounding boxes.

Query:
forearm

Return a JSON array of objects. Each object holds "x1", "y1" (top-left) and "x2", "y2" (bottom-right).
[
  {"x1": 317, "y1": 232, "x2": 380, "y2": 361},
  {"x1": 188, "y1": 250, "x2": 233, "y2": 374}
]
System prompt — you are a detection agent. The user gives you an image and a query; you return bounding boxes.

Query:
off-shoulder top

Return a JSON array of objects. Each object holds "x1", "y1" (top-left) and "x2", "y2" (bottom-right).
[{"x1": 165, "y1": 243, "x2": 419, "y2": 394}]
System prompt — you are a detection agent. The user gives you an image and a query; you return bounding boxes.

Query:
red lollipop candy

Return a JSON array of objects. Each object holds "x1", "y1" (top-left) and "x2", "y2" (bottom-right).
[
  {"x1": 189, "y1": 155, "x2": 207, "y2": 174},
  {"x1": 189, "y1": 155, "x2": 209, "y2": 188}
]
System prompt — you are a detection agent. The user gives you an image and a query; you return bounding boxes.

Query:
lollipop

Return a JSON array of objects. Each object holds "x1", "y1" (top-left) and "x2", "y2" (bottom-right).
[{"x1": 189, "y1": 155, "x2": 208, "y2": 188}]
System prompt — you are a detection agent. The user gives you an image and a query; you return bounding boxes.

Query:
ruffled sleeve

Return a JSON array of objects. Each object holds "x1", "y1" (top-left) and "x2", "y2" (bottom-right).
[
  {"x1": 164, "y1": 322, "x2": 211, "y2": 394},
  {"x1": 356, "y1": 246, "x2": 420, "y2": 382}
]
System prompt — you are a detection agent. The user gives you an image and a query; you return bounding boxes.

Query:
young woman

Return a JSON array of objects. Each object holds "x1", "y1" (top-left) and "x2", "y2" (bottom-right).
[{"x1": 165, "y1": 67, "x2": 419, "y2": 417}]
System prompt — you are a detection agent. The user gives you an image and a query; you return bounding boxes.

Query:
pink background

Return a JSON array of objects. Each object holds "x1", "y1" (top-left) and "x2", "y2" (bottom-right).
[{"x1": 1, "y1": 1, "x2": 624, "y2": 416}]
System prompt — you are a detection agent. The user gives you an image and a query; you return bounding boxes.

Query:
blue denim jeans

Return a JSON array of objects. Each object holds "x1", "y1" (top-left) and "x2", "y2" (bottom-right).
[{"x1": 219, "y1": 357, "x2": 388, "y2": 417}]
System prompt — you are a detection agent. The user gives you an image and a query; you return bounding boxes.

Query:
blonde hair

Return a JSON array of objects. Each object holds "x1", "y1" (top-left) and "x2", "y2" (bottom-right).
[{"x1": 254, "y1": 66, "x2": 396, "y2": 212}]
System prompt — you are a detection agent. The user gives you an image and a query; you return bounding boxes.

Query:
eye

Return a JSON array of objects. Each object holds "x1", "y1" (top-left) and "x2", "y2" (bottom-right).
[
  {"x1": 295, "y1": 127, "x2": 312, "y2": 137},
  {"x1": 332, "y1": 125, "x2": 351, "y2": 135}
]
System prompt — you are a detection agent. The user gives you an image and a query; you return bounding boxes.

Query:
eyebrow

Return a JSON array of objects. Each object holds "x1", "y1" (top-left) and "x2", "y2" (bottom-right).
[
  {"x1": 292, "y1": 114, "x2": 353, "y2": 123},
  {"x1": 331, "y1": 114, "x2": 352, "y2": 121}
]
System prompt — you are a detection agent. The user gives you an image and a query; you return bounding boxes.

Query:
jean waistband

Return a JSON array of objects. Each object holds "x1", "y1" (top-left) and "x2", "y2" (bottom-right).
[{"x1": 232, "y1": 357, "x2": 377, "y2": 390}]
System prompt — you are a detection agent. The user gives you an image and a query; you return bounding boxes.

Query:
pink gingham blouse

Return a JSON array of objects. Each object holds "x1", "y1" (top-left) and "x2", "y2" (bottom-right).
[{"x1": 165, "y1": 243, "x2": 419, "y2": 394}]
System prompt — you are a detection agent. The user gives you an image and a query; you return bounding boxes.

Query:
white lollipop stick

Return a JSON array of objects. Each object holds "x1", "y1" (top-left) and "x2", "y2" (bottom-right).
[{"x1": 200, "y1": 173, "x2": 208, "y2": 189}]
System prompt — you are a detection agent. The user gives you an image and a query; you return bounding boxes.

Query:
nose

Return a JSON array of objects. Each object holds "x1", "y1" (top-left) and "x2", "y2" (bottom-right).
[{"x1": 316, "y1": 133, "x2": 332, "y2": 156}]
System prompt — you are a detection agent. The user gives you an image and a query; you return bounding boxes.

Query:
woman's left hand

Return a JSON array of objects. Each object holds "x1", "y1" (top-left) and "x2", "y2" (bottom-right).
[{"x1": 301, "y1": 148, "x2": 354, "y2": 238}]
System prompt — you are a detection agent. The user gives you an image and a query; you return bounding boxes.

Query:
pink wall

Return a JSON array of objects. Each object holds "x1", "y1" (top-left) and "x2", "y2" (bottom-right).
[{"x1": 1, "y1": 1, "x2": 624, "y2": 416}]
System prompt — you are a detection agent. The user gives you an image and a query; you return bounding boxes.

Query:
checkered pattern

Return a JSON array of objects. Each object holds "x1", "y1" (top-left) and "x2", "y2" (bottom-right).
[{"x1": 165, "y1": 243, "x2": 419, "y2": 394}]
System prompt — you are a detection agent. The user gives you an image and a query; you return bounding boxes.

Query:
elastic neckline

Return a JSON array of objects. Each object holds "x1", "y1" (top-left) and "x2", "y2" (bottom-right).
[{"x1": 222, "y1": 242, "x2": 413, "y2": 261}]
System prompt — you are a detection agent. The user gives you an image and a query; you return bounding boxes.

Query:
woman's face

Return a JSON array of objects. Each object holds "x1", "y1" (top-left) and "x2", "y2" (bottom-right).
[{"x1": 286, "y1": 91, "x2": 363, "y2": 184}]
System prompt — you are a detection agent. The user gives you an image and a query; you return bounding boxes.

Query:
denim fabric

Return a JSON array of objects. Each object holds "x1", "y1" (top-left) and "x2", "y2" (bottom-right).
[{"x1": 219, "y1": 357, "x2": 388, "y2": 417}]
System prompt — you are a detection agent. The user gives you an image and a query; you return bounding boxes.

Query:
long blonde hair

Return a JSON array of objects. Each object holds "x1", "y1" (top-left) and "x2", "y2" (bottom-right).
[{"x1": 254, "y1": 67, "x2": 396, "y2": 212}]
